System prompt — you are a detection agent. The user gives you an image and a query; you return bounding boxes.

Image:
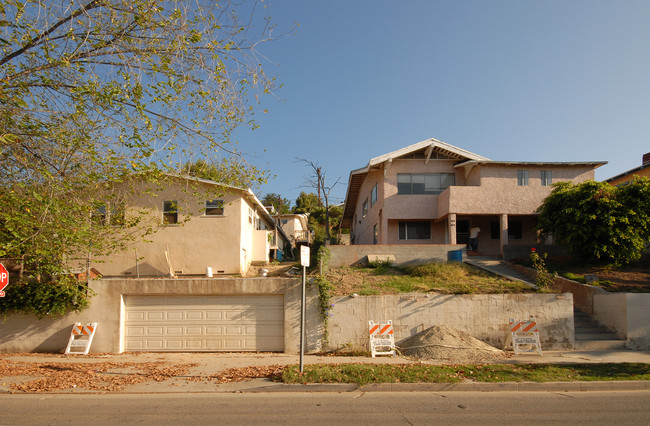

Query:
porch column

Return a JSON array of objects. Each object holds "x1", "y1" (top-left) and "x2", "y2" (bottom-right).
[
  {"x1": 448, "y1": 213, "x2": 457, "y2": 245},
  {"x1": 500, "y1": 214, "x2": 508, "y2": 258}
]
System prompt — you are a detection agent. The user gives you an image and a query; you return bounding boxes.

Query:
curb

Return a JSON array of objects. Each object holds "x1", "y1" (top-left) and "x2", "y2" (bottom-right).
[
  {"x1": 2, "y1": 380, "x2": 649, "y2": 394},
  {"x1": 357, "y1": 380, "x2": 650, "y2": 393}
]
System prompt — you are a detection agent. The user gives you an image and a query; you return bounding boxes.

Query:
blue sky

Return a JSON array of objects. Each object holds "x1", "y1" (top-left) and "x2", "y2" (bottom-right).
[{"x1": 233, "y1": 0, "x2": 650, "y2": 205}]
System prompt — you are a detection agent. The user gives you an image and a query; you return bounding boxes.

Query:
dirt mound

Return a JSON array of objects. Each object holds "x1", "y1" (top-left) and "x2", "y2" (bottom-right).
[{"x1": 399, "y1": 325, "x2": 506, "y2": 364}]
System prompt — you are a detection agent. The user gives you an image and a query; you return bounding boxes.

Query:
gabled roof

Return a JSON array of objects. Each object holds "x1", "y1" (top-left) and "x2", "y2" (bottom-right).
[
  {"x1": 165, "y1": 173, "x2": 276, "y2": 229},
  {"x1": 274, "y1": 213, "x2": 309, "y2": 231},
  {"x1": 341, "y1": 138, "x2": 487, "y2": 227},
  {"x1": 605, "y1": 162, "x2": 650, "y2": 183},
  {"x1": 365, "y1": 138, "x2": 490, "y2": 168}
]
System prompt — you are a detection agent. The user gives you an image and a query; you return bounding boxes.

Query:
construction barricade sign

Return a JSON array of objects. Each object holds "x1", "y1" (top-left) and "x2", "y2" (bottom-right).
[
  {"x1": 369, "y1": 320, "x2": 396, "y2": 357},
  {"x1": 508, "y1": 318, "x2": 542, "y2": 356},
  {"x1": 65, "y1": 322, "x2": 98, "y2": 355}
]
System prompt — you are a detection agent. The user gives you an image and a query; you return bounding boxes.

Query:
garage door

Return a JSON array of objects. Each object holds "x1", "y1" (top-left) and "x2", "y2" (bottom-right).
[{"x1": 124, "y1": 295, "x2": 284, "y2": 352}]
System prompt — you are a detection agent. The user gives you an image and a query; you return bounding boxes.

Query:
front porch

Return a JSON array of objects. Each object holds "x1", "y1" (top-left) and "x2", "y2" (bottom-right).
[{"x1": 445, "y1": 213, "x2": 541, "y2": 257}]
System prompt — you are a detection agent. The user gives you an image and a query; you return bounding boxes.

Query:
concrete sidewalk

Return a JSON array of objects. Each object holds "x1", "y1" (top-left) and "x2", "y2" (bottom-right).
[{"x1": 1, "y1": 350, "x2": 650, "y2": 394}]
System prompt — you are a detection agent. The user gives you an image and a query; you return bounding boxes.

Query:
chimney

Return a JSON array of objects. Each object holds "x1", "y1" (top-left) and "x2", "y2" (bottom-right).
[{"x1": 644, "y1": 153, "x2": 650, "y2": 165}]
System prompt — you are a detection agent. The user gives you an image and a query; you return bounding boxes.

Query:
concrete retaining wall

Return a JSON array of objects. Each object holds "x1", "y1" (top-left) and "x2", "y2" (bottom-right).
[
  {"x1": 0, "y1": 278, "x2": 323, "y2": 354},
  {"x1": 508, "y1": 262, "x2": 650, "y2": 350},
  {"x1": 326, "y1": 293, "x2": 575, "y2": 351},
  {"x1": 508, "y1": 262, "x2": 608, "y2": 315},
  {"x1": 327, "y1": 244, "x2": 467, "y2": 268},
  {"x1": 593, "y1": 293, "x2": 650, "y2": 350}
]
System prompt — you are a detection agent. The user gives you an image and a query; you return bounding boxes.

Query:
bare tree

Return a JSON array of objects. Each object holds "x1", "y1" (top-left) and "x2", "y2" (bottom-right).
[{"x1": 296, "y1": 158, "x2": 341, "y2": 240}]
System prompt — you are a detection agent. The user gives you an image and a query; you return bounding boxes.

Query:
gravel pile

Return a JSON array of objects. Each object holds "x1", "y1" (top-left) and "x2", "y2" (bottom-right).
[{"x1": 399, "y1": 325, "x2": 506, "y2": 364}]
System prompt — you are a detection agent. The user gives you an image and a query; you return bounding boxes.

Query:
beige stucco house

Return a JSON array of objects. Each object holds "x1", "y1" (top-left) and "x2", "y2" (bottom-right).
[
  {"x1": 274, "y1": 213, "x2": 311, "y2": 258},
  {"x1": 341, "y1": 138, "x2": 606, "y2": 257},
  {"x1": 605, "y1": 152, "x2": 650, "y2": 186},
  {"x1": 91, "y1": 175, "x2": 288, "y2": 277}
]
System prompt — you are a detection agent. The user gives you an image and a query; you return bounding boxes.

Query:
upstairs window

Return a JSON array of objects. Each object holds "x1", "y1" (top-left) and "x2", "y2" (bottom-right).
[
  {"x1": 397, "y1": 173, "x2": 455, "y2": 194},
  {"x1": 370, "y1": 184, "x2": 378, "y2": 206},
  {"x1": 92, "y1": 202, "x2": 125, "y2": 226},
  {"x1": 362, "y1": 198, "x2": 369, "y2": 217},
  {"x1": 205, "y1": 199, "x2": 224, "y2": 216},
  {"x1": 91, "y1": 203, "x2": 107, "y2": 225},
  {"x1": 109, "y1": 204, "x2": 126, "y2": 226},
  {"x1": 163, "y1": 201, "x2": 178, "y2": 224},
  {"x1": 517, "y1": 170, "x2": 529, "y2": 186},
  {"x1": 540, "y1": 170, "x2": 552, "y2": 186}
]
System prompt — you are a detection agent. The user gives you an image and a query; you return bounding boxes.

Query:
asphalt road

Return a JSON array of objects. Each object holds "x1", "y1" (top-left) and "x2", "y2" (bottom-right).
[{"x1": 1, "y1": 391, "x2": 649, "y2": 425}]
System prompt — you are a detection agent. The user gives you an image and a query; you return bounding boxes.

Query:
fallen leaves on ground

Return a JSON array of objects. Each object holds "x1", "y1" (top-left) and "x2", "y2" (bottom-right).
[
  {"x1": 0, "y1": 358, "x2": 198, "y2": 393},
  {"x1": 188, "y1": 365, "x2": 284, "y2": 384}
]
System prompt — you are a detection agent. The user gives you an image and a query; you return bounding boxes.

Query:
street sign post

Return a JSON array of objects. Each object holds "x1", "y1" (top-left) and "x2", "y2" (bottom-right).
[
  {"x1": 299, "y1": 245, "x2": 310, "y2": 372},
  {"x1": 0, "y1": 263, "x2": 8, "y2": 297}
]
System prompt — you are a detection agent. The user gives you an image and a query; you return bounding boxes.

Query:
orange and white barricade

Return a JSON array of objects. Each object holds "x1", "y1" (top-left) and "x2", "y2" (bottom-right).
[
  {"x1": 508, "y1": 318, "x2": 542, "y2": 355},
  {"x1": 369, "y1": 320, "x2": 395, "y2": 357},
  {"x1": 65, "y1": 322, "x2": 98, "y2": 355}
]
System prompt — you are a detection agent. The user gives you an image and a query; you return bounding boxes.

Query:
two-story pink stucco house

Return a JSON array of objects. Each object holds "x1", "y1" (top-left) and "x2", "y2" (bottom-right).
[{"x1": 341, "y1": 138, "x2": 606, "y2": 257}]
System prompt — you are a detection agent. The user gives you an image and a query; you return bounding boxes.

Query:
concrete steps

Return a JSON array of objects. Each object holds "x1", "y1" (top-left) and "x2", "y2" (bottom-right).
[{"x1": 574, "y1": 308, "x2": 626, "y2": 350}]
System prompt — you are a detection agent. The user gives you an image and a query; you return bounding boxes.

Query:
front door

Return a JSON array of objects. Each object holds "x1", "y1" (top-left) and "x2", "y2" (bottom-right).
[{"x1": 456, "y1": 219, "x2": 470, "y2": 247}]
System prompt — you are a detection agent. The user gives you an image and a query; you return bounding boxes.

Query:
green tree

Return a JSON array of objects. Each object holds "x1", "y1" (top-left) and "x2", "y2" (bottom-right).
[
  {"x1": 181, "y1": 159, "x2": 265, "y2": 190},
  {"x1": 537, "y1": 178, "x2": 650, "y2": 265},
  {"x1": 0, "y1": 0, "x2": 280, "y2": 282},
  {"x1": 292, "y1": 191, "x2": 320, "y2": 215},
  {"x1": 261, "y1": 193, "x2": 291, "y2": 214}
]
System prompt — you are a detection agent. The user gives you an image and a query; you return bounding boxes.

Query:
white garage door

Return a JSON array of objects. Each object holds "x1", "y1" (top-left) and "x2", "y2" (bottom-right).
[{"x1": 124, "y1": 295, "x2": 284, "y2": 352}]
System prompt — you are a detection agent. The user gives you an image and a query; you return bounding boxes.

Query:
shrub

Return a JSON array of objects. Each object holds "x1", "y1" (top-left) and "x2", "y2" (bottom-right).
[{"x1": 530, "y1": 249, "x2": 555, "y2": 290}]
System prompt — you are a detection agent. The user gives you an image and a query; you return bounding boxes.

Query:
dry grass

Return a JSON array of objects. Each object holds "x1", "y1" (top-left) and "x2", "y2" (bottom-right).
[{"x1": 327, "y1": 262, "x2": 536, "y2": 296}]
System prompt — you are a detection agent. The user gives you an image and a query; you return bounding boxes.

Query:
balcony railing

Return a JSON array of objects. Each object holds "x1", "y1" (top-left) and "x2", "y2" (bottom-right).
[{"x1": 293, "y1": 230, "x2": 311, "y2": 243}]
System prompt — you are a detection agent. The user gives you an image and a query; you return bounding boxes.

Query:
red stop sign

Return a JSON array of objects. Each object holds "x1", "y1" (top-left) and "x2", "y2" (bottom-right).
[{"x1": 0, "y1": 263, "x2": 8, "y2": 297}]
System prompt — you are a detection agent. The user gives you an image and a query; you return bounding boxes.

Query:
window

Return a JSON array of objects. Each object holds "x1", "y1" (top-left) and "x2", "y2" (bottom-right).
[
  {"x1": 490, "y1": 220, "x2": 522, "y2": 239},
  {"x1": 248, "y1": 208, "x2": 254, "y2": 224},
  {"x1": 92, "y1": 202, "x2": 125, "y2": 225},
  {"x1": 205, "y1": 199, "x2": 224, "y2": 216},
  {"x1": 362, "y1": 198, "x2": 369, "y2": 217},
  {"x1": 91, "y1": 203, "x2": 107, "y2": 225},
  {"x1": 490, "y1": 221, "x2": 500, "y2": 239},
  {"x1": 397, "y1": 173, "x2": 455, "y2": 194},
  {"x1": 370, "y1": 184, "x2": 378, "y2": 206},
  {"x1": 517, "y1": 170, "x2": 529, "y2": 186},
  {"x1": 373, "y1": 224, "x2": 378, "y2": 244},
  {"x1": 540, "y1": 170, "x2": 552, "y2": 186},
  {"x1": 398, "y1": 221, "x2": 431, "y2": 240},
  {"x1": 109, "y1": 203, "x2": 126, "y2": 226},
  {"x1": 163, "y1": 201, "x2": 178, "y2": 224},
  {"x1": 508, "y1": 221, "x2": 523, "y2": 239}
]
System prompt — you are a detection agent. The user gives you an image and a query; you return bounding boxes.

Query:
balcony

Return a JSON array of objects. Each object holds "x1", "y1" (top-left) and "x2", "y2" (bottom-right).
[
  {"x1": 293, "y1": 229, "x2": 311, "y2": 244},
  {"x1": 437, "y1": 185, "x2": 554, "y2": 217}
]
